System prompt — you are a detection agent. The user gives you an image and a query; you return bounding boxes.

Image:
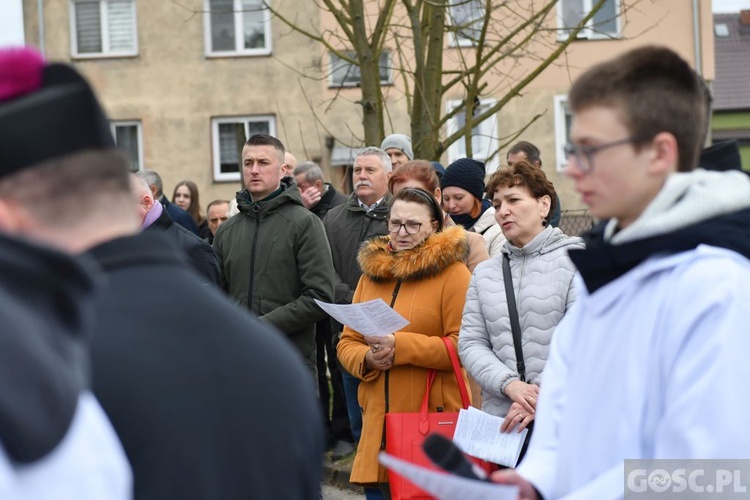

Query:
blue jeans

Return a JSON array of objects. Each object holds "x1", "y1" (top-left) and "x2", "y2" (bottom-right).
[
  {"x1": 364, "y1": 487, "x2": 384, "y2": 500},
  {"x1": 340, "y1": 367, "x2": 362, "y2": 443}
]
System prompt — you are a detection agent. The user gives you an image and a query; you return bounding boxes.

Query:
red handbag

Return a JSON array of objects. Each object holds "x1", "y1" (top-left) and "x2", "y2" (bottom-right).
[{"x1": 384, "y1": 336, "x2": 493, "y2": 499}]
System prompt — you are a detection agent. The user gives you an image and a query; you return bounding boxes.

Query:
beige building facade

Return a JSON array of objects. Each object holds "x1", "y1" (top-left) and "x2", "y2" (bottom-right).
[
  {"x1": 21, "y1": 0, "x2": 714, "y2": 212},
  {"x1": 317, "y1": 0, "x2": 715, "y2": 210}
]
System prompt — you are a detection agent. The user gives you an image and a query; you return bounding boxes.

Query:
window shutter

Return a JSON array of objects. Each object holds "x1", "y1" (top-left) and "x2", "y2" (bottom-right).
[
  {"x1": 108, "y1": 0, "x2": 136, "y2": 52},
  {"x1": 75, "y1": 2, "x2": 103, "y2": 53}
]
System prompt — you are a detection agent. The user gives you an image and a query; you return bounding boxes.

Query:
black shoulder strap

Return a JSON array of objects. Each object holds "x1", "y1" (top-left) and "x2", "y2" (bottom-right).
[{"x1": 502, "y1": 253, "x2": 526, "y2": 382}]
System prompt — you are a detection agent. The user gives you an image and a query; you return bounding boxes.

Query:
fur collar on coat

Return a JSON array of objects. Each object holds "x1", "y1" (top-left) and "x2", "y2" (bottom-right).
[{"x1": 357, "y1": 225, "x2": 469, "y2": 282}]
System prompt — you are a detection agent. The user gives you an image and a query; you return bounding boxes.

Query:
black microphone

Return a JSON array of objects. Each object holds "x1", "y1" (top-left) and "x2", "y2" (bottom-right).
[{"x1": 423, "y1": 433, "x2": 490, "y2": 482}]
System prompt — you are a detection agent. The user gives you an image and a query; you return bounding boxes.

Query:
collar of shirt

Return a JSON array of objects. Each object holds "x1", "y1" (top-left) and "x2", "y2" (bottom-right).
[{"x1": 357, "y1": 196, "x2": 384, "y2": 212}]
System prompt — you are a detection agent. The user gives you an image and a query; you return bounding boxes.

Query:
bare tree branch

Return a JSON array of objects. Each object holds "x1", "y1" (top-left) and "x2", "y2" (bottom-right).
[{"x1": 179, "y1": 0, "x2": 643, "y2": 162}]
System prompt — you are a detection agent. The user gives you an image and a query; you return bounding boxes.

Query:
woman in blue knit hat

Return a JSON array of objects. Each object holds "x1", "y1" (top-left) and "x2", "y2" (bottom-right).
[{"x1": 440, "y1": 158, "x2": 505, "y2": 256}]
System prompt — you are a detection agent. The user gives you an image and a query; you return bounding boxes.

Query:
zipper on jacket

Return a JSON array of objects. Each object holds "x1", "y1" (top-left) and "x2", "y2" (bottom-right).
[
  {"x1": 247, "y1": 203, "x2": 261, "y2": 308},
  {"x1": 381, "y1": 279, "x2": 403, "y2": 450},
  {"x1": 359, "y1": 215, "x2": 372, "y2": 243}
]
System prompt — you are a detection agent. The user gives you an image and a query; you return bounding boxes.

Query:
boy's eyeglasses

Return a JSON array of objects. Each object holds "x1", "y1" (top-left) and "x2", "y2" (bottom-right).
[{"x1": 564, "y1": 136, "x2": 650, "y2": 173}]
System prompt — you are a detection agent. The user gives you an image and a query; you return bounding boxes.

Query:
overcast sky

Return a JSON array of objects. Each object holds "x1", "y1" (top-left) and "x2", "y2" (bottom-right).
[
  {"x1": 0, "y1": 0, "x2": 24, "y2": 47},
  {"x1": 1, "y1": 1, "x2": 749, "y2": 48},
  {"x1": 713, "y1": 0, "x2": 750, "y2": 12}
]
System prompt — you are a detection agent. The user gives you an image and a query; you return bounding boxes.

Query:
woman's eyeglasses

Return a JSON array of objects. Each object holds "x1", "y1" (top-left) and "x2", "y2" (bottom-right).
[{"x1": 388, "y1": 220, "x2": 423, "y2": 235}]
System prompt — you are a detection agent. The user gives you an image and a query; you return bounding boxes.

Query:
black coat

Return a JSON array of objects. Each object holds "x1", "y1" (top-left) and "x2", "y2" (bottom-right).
[
  {"x1": 160, "y1": 195, "x2": 199, "y2": 234},
  {"x1": 87, "y1": 231, "x2": 325, "y2": 500},
  {"x1": 148, "y1": 207, "x2": 221, "y2": 286},
  {"x1": 322, "y1": 193, "x2": 391, "y2": 304},
  {"x1": 310, "y1": 183, "x2": 347, "y2": 220},
  {"x1": 0, "y1": 233, "x2": 95, "y2": 463}
]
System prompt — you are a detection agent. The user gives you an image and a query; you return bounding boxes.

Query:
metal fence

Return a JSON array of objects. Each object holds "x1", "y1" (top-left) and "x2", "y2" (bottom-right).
[{"x1": 559, "y1": 209, "x2": 596, "y2": 237}]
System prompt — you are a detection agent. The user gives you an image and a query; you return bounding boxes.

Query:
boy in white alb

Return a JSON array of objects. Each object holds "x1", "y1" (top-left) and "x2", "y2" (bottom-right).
[{"x1": 493, "y1": 46, "x2": 750, "y2": 499}]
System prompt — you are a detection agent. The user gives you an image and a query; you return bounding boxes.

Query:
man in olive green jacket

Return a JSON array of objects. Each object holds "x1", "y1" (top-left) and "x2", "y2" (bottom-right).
[{"x1": 213, "y1": 134, "x2": 334, "y2": 376}]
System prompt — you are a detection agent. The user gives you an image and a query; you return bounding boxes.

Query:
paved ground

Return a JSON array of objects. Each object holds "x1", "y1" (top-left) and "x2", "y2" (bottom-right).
[{"x1": 322, "y1": 483, "x2": 364, "y2": 499}]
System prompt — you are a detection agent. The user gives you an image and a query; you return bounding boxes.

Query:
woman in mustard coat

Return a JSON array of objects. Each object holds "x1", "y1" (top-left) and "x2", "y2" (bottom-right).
[{"x1": 337, "y1": 187, "x2": 472, "y2": 498}]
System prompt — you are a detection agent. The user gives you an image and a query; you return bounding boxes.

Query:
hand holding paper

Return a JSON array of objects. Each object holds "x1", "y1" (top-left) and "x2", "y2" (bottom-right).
[
  {"x1": 452, "y1": 407, "x2": 528, "y2": 468},
  {"x1": 314, "y1": 298, "x2": 409, "y2": 337}
]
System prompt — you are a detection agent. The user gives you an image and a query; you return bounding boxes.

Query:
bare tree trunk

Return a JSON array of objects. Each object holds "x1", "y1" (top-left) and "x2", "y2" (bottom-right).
[
  {"x1": 408, "y1": 0, "x2": 446, "y2": 160},
  {"x1": 252, "y1": 0, "x2": 635, "y2": 159}
]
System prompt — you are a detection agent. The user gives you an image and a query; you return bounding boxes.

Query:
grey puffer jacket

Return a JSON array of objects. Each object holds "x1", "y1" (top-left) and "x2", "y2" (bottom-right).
[{"x1": 458, "y1": 225, "x2": 583, "y2": 417}]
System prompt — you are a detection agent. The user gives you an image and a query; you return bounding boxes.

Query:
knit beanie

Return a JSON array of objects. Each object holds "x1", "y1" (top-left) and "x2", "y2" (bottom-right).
[
  {"x1": 440, "y1": 158, "x2": 486, "y2": 200},
  {"x1": 380, "y1": 134, "x2": 414, "y2": 160},
  {"x1": 0, "y1": 47, "x2": 115, "y2": 179}
]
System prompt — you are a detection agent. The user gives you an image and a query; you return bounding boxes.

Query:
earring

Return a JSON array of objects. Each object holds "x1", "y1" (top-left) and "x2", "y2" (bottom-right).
[{"x1": 542, "y1": 219, "x2": 548, "y2": 227}]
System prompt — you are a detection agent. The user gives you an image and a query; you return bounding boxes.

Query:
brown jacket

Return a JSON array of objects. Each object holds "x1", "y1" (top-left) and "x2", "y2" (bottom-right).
[{"x1": 337, "y1": 226, "x2": 472, "y2": 485}]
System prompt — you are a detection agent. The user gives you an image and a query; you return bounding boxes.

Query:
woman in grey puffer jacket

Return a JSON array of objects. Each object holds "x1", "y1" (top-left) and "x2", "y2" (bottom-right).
[{"x1": 458, "y1": 161, "x2": 583, "y2": 434}]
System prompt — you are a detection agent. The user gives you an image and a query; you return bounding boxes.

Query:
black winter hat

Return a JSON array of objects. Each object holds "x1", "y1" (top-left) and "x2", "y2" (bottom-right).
[
  {"x1": 440, "y1": 158, "x2": 486, "y2": 200},
  {"x1": 0, "y1": 47, "x2": 115, "y2": 179}
]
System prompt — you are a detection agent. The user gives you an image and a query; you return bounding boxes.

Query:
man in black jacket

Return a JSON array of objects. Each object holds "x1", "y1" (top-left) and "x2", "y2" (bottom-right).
[
  {"x1": 323, "y1": 147, "x2": 393, "y2": 446},
  {"x1": 294, "y1": 160, "x2": 348, "y2": 218},
  {"x1": 0, "y1": 57, "x2": 324, "y2": 500},
  {"x1": 0, "y1": 233, "x2": 132, "y2": 498},
  {"x1": 131, "y1": 174, "x2": 221, "y2": 286},
  {"x1": 137, "y1": 169, "x2": 199, "y2": 235},
  {"x1": 294, "y1": 160, "x2": 352, "y2": 456}
]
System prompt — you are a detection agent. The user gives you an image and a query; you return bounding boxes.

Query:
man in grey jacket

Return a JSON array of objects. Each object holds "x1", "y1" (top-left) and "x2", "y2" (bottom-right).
[{"x1": 324, "y1": 147, "x2": 392, "y2": 445}]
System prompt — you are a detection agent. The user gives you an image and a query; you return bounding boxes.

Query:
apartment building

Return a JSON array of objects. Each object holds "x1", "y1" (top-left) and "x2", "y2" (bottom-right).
[
  {"x1": 318, "y1": 0, "x2": 715, "y2": 209},
  {"x1": 20, "y1": 0, "x2": 714, "y2": 209}
]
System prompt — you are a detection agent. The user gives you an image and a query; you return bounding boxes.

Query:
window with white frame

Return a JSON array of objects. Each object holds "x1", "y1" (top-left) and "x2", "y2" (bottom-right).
[
  {"x1": 329, "y1": 51, "x2": 390, "y2": 87},
  {"x1": 204, "y1": 0, "x2": 271, "y2": 56},
  {"x1": 448, "y1": 0, "x2": 485, "y2": 47},
  {"x1": 554, "y1": 95, "x2": 573, "y2": 172},
  {"x1": 446, "y1": 99, "x2": 500, "y2": 174},
  {"x1": 557, "y1": 0, "x2": 620, "y2": 40},
  {"x1": 70, "y1": 0, "x2": 137, "y2": 57},
  {"x1": 110, "y1": 121, "x2": 143, "y2": 172},
  {"x1": 211, "y1": 116, "x2": 276, "y2": 181}
]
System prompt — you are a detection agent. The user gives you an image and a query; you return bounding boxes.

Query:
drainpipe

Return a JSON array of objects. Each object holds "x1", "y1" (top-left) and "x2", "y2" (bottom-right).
[
  {"x1": 692, "y1": 0, "x2": 702, "y2": 76},
  {"x1": 37, "y1": 0, "x2": 45, "y2": 56},
  {"x1": 693, "y1": 0, "x2": 709, "y2": 146}
]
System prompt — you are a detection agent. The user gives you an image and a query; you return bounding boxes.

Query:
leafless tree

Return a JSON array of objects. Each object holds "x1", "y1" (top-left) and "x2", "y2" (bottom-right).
[{"x1": 185, "y1": 0, "x2": 638, "y2": 162}]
